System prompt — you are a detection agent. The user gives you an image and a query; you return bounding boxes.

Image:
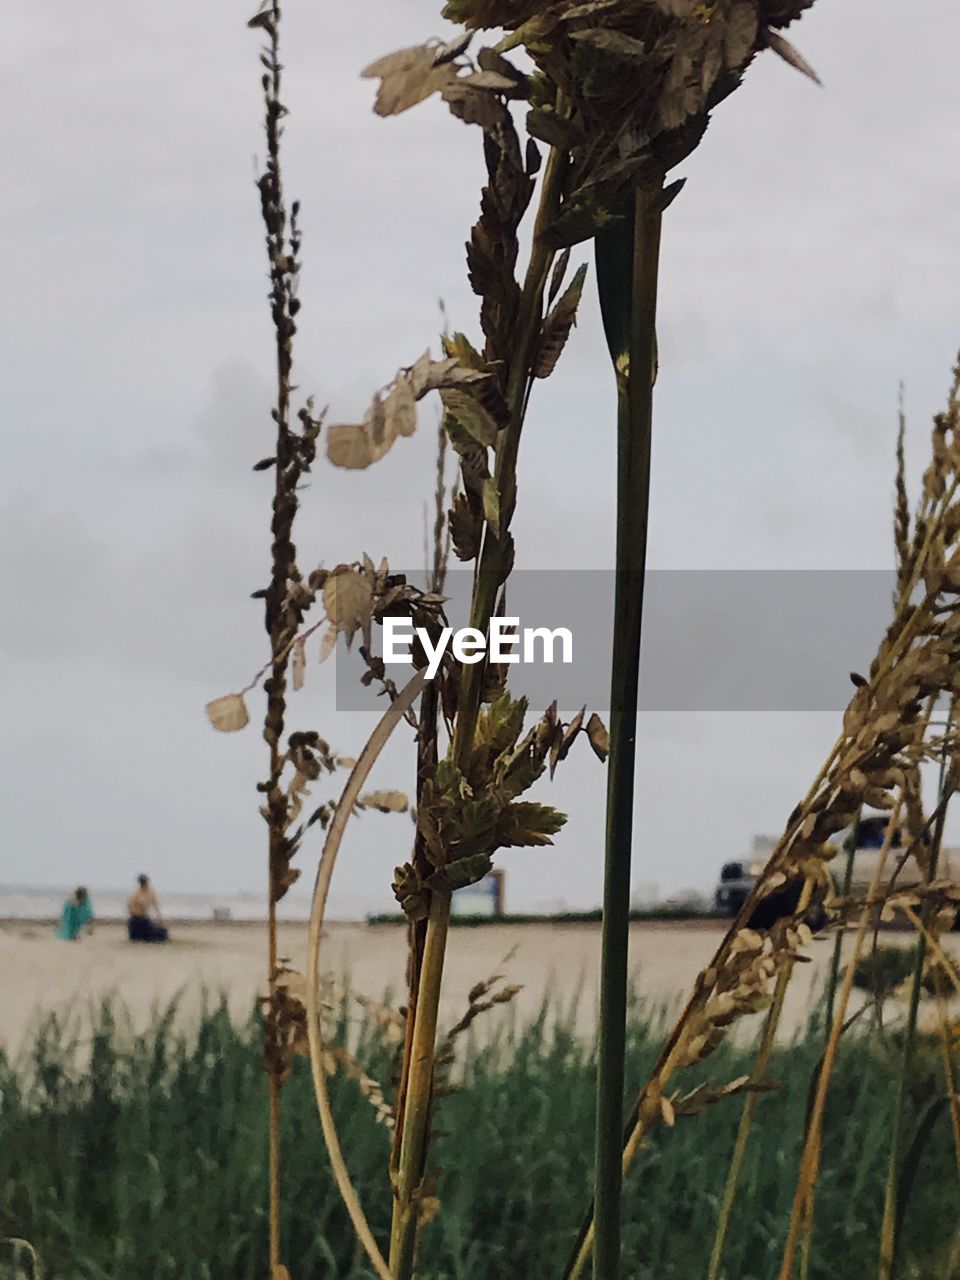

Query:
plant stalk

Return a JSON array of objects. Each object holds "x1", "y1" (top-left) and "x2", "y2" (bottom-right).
[
  {"x1": 707, "y1": 879, "x2": 813, "y2": 1280},
  {"x1": 779, "y1": 797, "x2": 905, "y2": 1280},
  {"x1": 593, "y1": 181, "x2": 663, "y2": 1280},
  {"x1": 268, "y1": 899, "x2": 282, "y2": 1272},
  {"x1": 879, "y1": 699, "x2": 955, "y2": 1280},
  {"x1": 259, "y1": 5, "x2": 293, "y2": 1270},
  {"x1": 387, "y1": 144, "x2": 564, "y2": 1279}
]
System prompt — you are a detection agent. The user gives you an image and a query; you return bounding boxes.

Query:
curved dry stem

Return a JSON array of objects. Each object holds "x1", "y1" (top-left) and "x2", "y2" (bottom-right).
[
  {"x1": 778, "y1": 795, "x2": 904, "y2": 1280},
  {"x1": 565, "y1": 470, "x2": 960, "y2": 1280},
  {"x1": 707, "y1": 879, "x2": 814, "y2": 1280},
  {"x1": 305, "y1": 669, "x2": 427, "y2": 1280}
]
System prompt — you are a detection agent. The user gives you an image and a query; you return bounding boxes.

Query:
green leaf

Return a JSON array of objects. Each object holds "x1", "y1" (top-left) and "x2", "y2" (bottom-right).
[
  {"x1": 441, "y1": 330, "x2": 485, "y2": 370},
  {"x1": 482, "y1": 476, "x2": 501, "y2": 534},
  {"x1": 441, "y1": 387, "x2": 498, "y2": 447},
  {"x1": 435, "y1": 758, "x2": 470, "y2": 801},
  {"x1": 449, "y1": 796, "x2": 499, "y2": 851},
  {"x1": 569, "y1": 27, "x2": 650, "y2": 60},
  {"x1": 541, "y1": 187, "x2": 625, "y2": 250},
  {"x1": 496, "y1": 801, "x2": 567, "y2": 848},
  {"x1": 594, "y1": 190, "x2": 634, "y2": 375},
  {"x1": 426, "y1": 852, "x2": 493, "y2": 891},
  {"x1": 476, "y1": 691, "x2": 528, "y2": 758},
  {"x1": 494, "y1": 734, "x2": 546, "y2": 799}
]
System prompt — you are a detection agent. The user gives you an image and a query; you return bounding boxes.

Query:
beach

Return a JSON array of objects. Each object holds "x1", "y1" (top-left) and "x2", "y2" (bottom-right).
[{"x1": 2, "y1": 917, "x2": 951, "y2": 1057}]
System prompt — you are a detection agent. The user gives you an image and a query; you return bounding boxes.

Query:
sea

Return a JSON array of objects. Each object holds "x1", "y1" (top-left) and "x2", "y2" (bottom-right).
[{"x1": 0, "y1": 883, "x2": 375, "y2": 923}]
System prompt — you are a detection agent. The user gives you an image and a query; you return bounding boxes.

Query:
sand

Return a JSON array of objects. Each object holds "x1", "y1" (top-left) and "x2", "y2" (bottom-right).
[{"x1": 1, "y1": 918, "x2": 956, "y2": 1059}]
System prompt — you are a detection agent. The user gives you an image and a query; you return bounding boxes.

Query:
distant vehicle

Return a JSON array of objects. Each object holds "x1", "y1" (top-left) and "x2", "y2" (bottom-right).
[
  {"x1": 714, "y1": 860, "x2": 759, "y2": 917},
  {"x1": 714, "y1": 816, "x2": 958, "y2": 929}
]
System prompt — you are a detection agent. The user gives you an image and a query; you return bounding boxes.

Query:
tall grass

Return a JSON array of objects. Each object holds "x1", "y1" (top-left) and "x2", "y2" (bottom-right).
[{"x1": 2, "y1": 995, "x2": 959, "y2": 1280}]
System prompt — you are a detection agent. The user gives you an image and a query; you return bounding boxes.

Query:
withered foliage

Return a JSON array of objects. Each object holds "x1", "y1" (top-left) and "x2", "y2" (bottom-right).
[
  {"x1": 367, "y1": 3, "x2": 819, "y2": 249},
  {"x1": 619, "y1": 361, "x2": 960, "y2": 1157}
]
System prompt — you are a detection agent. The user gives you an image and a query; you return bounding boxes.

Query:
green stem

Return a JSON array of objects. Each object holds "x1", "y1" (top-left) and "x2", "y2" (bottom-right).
[
  {"x1": 387, "y1": 144, "x2": 564, "y2": 1280},
  {"x1": 593, "y1": 182, "x2": 663, "y2": 1280},
  {"x1": 879, "y1": 698, "x2": 955, "y2": 1280},
  {"x1": 388, "y1": 887, "x2": 451, "y2": 1278}
]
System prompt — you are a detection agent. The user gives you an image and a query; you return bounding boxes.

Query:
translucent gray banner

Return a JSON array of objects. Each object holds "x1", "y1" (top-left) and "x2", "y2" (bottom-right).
[{"x1": 332, "y1": 570, "x2": 900, "y2": 713}]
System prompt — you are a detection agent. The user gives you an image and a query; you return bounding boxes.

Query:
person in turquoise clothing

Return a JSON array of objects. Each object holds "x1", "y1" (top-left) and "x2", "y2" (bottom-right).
[{"x1": 56, "y1": 886, "x2": 94, "y2": 940}]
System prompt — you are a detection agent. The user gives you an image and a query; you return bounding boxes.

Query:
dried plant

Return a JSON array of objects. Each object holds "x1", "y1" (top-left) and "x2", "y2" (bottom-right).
[
  {"x1": 211, "y1": 16, "x2": 608, "y2": 1268},
  {"x1": 204, "y1": 6, "x2": 441, "y2": 1273},
  {"x1": 355, "y1": 29, "x2": 614, "y2": 1277}
]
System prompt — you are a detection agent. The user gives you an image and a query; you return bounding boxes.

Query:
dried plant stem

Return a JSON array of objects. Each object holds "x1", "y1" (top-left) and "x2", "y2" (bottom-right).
[
  {"x1": 390, "y1": 887, "x2": 451, "y2": 1278},
  {"x1": 306, "y1": 670, "x2": 426, "y2": 1280},
  {"x1": 824, "y1": 813, "x2": 860, "y2": 1029},
  {"x1": 901, "y1": 905, "x2": 960, "y2": 999},
  {"x1": 707, "y1": 880, "x2": 814, "y2": 1280},
  {"x1": 257, "y1": 6, "x2": 294, "y2": 1270},
  {"x1": 779, "y1": 798, "x2": 905, "y2": 1280},
  {"x1": 566, "y1": 498, "x2": 958, "y2": 1280},
  {"x1": 388, "y1": 146, "x2": 565, "y2": 1280},
  {"x1": 936, "y1": 990, "x2": 960, "y2": 1177},
  {"x1": 392, "y1": 429, "x2": 449, "y2": 1183},
  {"x1": 879, "y1": 705, "x2": 955, "y2": 1280},
  {"x1": 593, "y1": 181, "x2": 663, "y2": 1280},
  {"x1": 267, "y1": 1023, "x2": 281, "y2": 1269}
]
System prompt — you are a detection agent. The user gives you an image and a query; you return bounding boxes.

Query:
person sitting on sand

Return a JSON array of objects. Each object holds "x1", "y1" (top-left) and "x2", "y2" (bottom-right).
[
  {"x1": 127, "y1": 874, "x2": 169, "y2": 943},
  {"x1": 56, "y1": 886, "x2": 93, "y2": 941}
]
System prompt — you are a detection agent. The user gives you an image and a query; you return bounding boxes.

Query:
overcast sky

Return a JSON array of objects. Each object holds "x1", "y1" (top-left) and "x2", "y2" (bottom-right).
[{"x1": 3, "y1": 1, "x2": 960, "y2": 916}]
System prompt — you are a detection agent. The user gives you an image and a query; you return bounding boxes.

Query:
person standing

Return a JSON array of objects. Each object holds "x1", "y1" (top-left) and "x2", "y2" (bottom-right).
[
  {"x1": 127, "y1": 874, "x2": 169, "y2": 943},
  {"x1": 56, "y1": 886, "x2": 94, "y2": 940}
]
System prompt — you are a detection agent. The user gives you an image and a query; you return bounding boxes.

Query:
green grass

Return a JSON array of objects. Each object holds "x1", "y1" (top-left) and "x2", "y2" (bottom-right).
[
  {"x1": 0, "y1": 992, "x2": 956, "y2": 1279},
  {"x1": 366, "y1": 909, "x2": 713, "y2": 927}
]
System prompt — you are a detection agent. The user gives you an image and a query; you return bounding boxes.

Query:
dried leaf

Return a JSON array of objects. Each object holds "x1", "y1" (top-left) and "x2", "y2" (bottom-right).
[
  {"x1": 326, "y1": 423, "x2": 376, "y2": 470},
  {"x1": 318, "y1": 624, "x2": 338, "y2": 663},
  {"x1": 766, "y1": 28, "x2": 822, "y2": 86},
  {"x1": 535, "y1": 263, "x2": 588, "y2": 378},
  {"x1": 323, "y1": 570, "x2": 373, "y2": 637},
  {"x1": 433, "y1": 30, "x2": 472, "y2": 65},
  {"x1": 460, "y1": 69, "x2": 519, "y2": 92},
  {"x1": 569, "y1": 27, "x2": 651, "y2": 59},
  {"x1": 291, "y1": 637, "x2": 306, "y2": 691},
  {"x1": 842, "y1": 686, "x2": 870, "y2": 738},
  {"x1": 359, "y1": 789, "x2": 409, "y2": 814},
  {"x1": 547, "y1": 247, "x2": 571, "y2": 307},
  {"x1": 361, "y1": 44, "x2": 458, "y2": 117},
  {"x1": 385, "y1": 376, "x2": 417, "y2": 439},
  {"x1": 442, "y1": 388, "x2": 499, "y2": 447},
  {"x1": 585, "y1": 712, "x2": 609, "y2": 762},
  {"x1": 409, "y1": 349, "x2": 434, "y2": 396},
  {"x1": 449, "y1": 492, "x2": 482, "y2": 562},
  {"x1": 206, "y1": 693, "x2": 250, "y2": 733}
]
